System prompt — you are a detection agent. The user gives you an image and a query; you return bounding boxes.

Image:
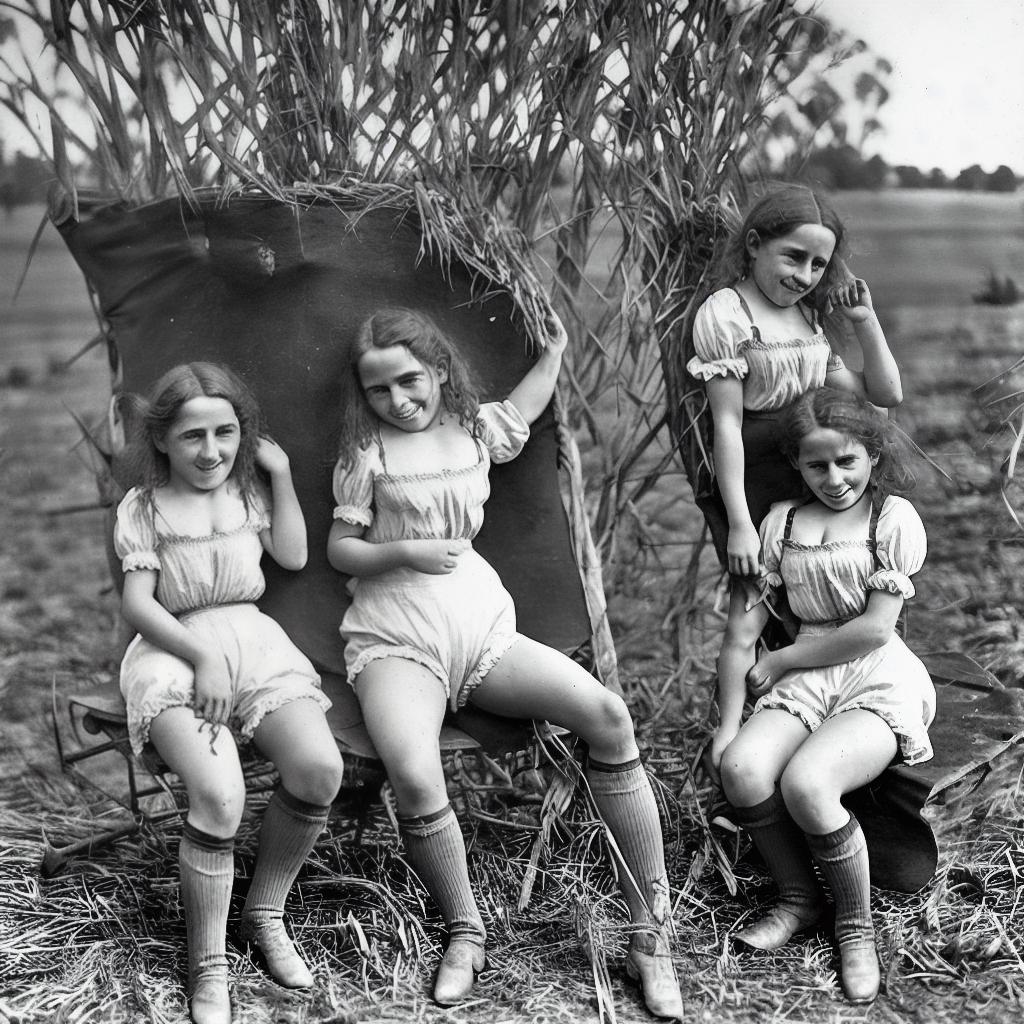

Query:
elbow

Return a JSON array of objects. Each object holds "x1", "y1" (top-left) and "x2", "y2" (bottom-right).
[{"x1": 868, "y1": 379, "x2": 903, "y2": 408}]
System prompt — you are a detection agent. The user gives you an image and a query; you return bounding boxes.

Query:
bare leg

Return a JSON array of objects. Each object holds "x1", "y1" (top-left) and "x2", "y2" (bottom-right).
[
  {"x1": 721, "y1": 710, "x2": 822, "y2": 950},
  {"x1": 472, "y1": 638, "x2": 683, "y2": 1019},
  {"x1": 782, "y1": 711, "x2": 898, "y2": 1003},
  {"x1": 356, "y1": 659, "x2": 484, "y2": 1005},
  {"x1": 240, "y1": 699, "x2": 345, "y2": 988},
  {"x1": 149, "y1": 708, "x2": 246, "y2": 1024}
]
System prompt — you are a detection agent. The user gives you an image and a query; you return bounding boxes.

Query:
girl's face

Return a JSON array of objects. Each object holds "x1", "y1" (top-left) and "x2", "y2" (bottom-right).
[
  {"x1": 157, "y1": 395, "x2": 241, "y2": 493},
  {"x1": 357, "y1": 344, "x2": 447, "y2": 433},
  {"x1": 795, "y1": 426, "x2": 877, "y2": 511},
  {"x1": 747, "y1": 223, "x2": 837, "y2": 307}
]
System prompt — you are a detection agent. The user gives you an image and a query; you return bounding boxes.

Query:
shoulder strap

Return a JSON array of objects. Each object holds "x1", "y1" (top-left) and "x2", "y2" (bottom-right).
[
  {"x1": 783, "y1": 505, "x2": 797, "y2": 540},
  {"x1": 373, "y1": 424, "x2": 388, "y2": 474},
  {"x1": 868, "y1": 490, "x2": 883, "y2": 560},
  {"x1": 732, "y1": 287, "x2": 755, "y2": 324}
]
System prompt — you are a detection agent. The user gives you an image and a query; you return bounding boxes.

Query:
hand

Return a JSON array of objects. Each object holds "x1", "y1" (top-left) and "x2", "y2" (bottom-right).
[
  {"x1": 255, "y1": 436, "x2": 291, "y2": 476},
  {"x1": 829, "y1": 278, "x2": 876, "y2": 324},
  {"x1": 745, "y1": 649, "x2": 785, "y2": 698},
  {"x1": 403, "y1": 538, "x2": 470, "y2": 574},
  {"x1": 704, "y1": 722, "x2": 740, "y2": 787},
  {"x1": 544, "y1": 312, "x2": 569, "y2": 357},
  {"x1": 193, "y1": 654, "x2": 233, "y2": 726},
  {"x1": 726, "y1": 521, "x2": 761, "y2": 578}
]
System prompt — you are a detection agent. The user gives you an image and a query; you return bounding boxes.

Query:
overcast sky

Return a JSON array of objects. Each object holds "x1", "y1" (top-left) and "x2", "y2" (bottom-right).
[{"x1": 807, "y1": 0, "x2": 1024, "y2": 176}]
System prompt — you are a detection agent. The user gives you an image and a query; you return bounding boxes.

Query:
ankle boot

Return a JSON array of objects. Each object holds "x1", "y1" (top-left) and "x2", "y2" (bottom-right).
[
  {"x1": 239, "y1": 915, "x2": 314, "y2": 988},
  {"x1": 625, "y1": 929, "x2": 684, "y2": 1020},
  {"x1": 433, "y1": 934, "x2": 486, "y2": 1006},
  {"x1": 806, "y1": 815, "x2": 879, "y2": 1003},
  {"x1": 189, "y1": 965, "x2": 231, "y2": 1024}
]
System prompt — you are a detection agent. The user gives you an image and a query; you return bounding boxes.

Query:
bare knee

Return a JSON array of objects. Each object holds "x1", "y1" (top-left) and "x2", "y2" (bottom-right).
[
  {"x1": 383, "y1": 753, "x2": 447, "y2": 814},
  {"x1": 185, "y1": 777, "x2": 246, "y2": 835},
  {"x1": 575, "y1": 690, "x2": 636, "y2": 750},
  {"x1": 279, "y1": 746, "x2": 345, "y2": 806},
  {"x1": 720, "y1": 740, "x2": 774, "y2": 807},
  {"x1": 780, "y1": 761, "x2": 839, "y2": 830}
]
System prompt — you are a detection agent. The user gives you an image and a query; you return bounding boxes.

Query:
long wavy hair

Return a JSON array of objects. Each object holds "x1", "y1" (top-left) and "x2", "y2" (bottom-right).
[
  {"x1": 335, "y1": 307, "x2": 480, "y2": 467},
  {"x1": 709, "y1": 181, "x2": 849, "y2": 317},
  {"x1": 118, "y1": 362, "x2": 266, "y2": 505},
  {"x1": 779, "y1": 386, "x2": 916, "y2": 498}
]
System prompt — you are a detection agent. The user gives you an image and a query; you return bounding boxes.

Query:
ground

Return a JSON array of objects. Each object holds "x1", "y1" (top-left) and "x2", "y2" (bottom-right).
[{"x1": 1, "y1": 195, "x2": 1022, "y2": 1023}]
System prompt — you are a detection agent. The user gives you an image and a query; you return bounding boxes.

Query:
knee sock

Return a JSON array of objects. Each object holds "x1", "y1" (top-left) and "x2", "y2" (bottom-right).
[
  {"x1": 585, "y1": 757, "x2": 670, "y2": 947},
  {"x1": 398, "y1": 804, "x2": 485, "y2": 946},
  {"x1": 179, "y1": 821, "x2": 235, "y2": 987},
  {"x1": 731, "y1": 788, "x2": 823, "y2": 918},
  {"x1": 242, "y1": 787, "x2": 331, "y2": 925},
  {"x1": 805, "y1": 814, "x2": 874, "y2": 945}
]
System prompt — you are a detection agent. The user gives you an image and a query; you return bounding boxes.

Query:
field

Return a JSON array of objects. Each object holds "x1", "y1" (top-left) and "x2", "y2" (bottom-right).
[{"x1": 1, "y1": 192, "x2": 1023, "y2": 1024}]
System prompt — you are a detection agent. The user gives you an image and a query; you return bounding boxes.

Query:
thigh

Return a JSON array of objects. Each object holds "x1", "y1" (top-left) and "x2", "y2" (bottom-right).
[
  {"x1": 253, "y1": 698, "x2": 344, "y2": 802},
  {"x1": 720, "y1": 708, "x2": 810, "y2": 805},
  {"x1": 470, "y1": 636, "x2": 638, "y2": 763},
  {"x1": 148, "y1": 706, "x2": 246, "y2": 833},
  {"x1": 355, "y1": 657, "x2": 449, "y2": 810}
]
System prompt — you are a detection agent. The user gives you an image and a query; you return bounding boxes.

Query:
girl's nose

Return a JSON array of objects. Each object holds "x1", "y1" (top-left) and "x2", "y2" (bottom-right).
[{"x1": 200, "y1": 434, "x2": 217, "y2": 458}]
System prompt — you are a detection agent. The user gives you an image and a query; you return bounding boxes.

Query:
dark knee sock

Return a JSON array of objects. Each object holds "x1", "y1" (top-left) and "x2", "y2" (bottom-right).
[
  {"x1": 731, "y1": 788, "x2": 822, "y2": 915},
  {"x1": 179, "y1": 821, "x2": 235, "y2": 986},
  {"x1": 805, "y1": 814, "x2": 873, "y2": 944},
  {"x1": 243, "y1": 787, "x2": 331, "y2": 924},
  {"x1": 586, "y1": 757, "x2": 670, "y2": 942},
  {"x1": 398, "y1": 804, "x2": 485, "y2": 945}
]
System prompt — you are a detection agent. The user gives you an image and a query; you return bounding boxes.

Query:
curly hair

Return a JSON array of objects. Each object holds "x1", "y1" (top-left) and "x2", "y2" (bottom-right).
[
  {"x1": 779, "y1": 386, "x2": 916, "y2": 497},
  {"x1": 709, "y1": 181, "x2": 849, "y2": 316},
  {"x1": 335, "y1": 307, "x2": 480, "y2": 467},
  {"x1": 118, "y1": 362, "x2": 266, "y2": 503}
]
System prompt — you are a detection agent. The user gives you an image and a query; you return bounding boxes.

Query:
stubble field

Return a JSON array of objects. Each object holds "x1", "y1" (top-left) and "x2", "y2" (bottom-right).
[{"x1": 1, "y1": 193, "x2": 1023, "y2": 1024}]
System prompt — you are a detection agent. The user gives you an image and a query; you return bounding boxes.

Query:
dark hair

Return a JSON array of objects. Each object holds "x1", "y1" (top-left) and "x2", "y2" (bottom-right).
[
  {"x1": 711, "y1": 181, "x2": 848, "y2": 313},
  {"x1": 335, "y1": 307, "x2": 480, "y2": 466},
  {"x1": 118, "y1": 362, "x2": 265, "y2": 501},
  {"x1": 780, "y1": 387, "x2": 916, "y2": 497}
]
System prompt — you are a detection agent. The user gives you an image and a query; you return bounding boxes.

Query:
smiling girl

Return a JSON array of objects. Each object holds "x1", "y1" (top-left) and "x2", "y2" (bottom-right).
[
  {"x1": 327, "y1": 308, "x2": 683, "y2": 1019},
  {"x1": 686, "y1": 183, "x2": 904, "y2": 782},
  {"x1": 719, "y1": 386, "x2": 934, "y2": 1003},
  {"x1": 115, "y1": 363, "x2": 342, "y2": 1024}
]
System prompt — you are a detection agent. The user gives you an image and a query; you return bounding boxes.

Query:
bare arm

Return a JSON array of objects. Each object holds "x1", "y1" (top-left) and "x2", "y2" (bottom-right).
[
  {"x1": 256, "y1": 438, "x2": 307, "y2": 570},
  {"x1": 706, "y1": 375, "x2": 760, "y2": 577},
  {"x1": 506, "y1": 314, "x2": 568, "y2": 425},
  {"x1": 825, "y1": 279, "x2": 902, "y2": 407},
  {"x1": 121, "y1": 570, "x2": 232, "y2": 724},
  {"x1": 327, "y1": 519, "x2": 467, "y2": 577},
  {"x1": 746, "y1": 589, "x2": 904, "y2": 696}
]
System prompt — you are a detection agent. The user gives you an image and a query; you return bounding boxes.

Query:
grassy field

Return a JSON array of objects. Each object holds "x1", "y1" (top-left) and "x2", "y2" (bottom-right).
[{"x1": 1, "y1": 194, "x2": 1023, "y2": 1024}]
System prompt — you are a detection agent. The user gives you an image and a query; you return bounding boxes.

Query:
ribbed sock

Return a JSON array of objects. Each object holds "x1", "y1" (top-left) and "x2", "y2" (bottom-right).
[
  {"x1": 805, "y1": 813, "x2": 874, "y2": 944},
  {"x1": 398, "y1": 804, "x2": 485, "y2": 946},
  {"x1": 242, "y1": 788, "x2": 330, "y2": 925},
  {"x1": 586, "y1": 757, "x2": 670, "y2": 948},
  {"x1": 179, "y1": 821, "x2": 235, "y2": 987},
  {"x1": 731, "y1": 788, "x2": 823, "y2": 919}
]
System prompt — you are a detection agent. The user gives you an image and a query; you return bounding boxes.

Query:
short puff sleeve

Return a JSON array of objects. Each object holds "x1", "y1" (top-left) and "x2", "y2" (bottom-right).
[
  {"x1": 332, "y1": 443, "x2": 383, "y2": 527},
  {"x1": 113, "y1": 488, "x2": 161, "y2": 572},
  {"x1": 867, "y1": 496, "x2": 927, "y2": 599},
  {"x1": 686, "y1": 289, "x2": 751, "y2": 382},
  {"x1": 758, "y1": 500, "x2": 794, "y2": 591},
  {"x1": 476, "y1": 400, "x2": 530, "y2": 464}
]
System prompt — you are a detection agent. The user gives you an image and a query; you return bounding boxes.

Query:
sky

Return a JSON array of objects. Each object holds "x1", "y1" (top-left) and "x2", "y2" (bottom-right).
[{"x1": 806, "y1": 0, "x2": 1024, "y2": 176}]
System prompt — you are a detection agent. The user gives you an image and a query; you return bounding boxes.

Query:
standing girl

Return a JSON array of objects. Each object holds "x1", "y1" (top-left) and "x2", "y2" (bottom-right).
[
  {"x1": 327, "y1": 308, "x2": 683, "y2": 1020},
  {"x1": 686, "y1": 183, "x2": 904, "y2": 780},
  {"x1": 114, "y1": 363, "x2": 344, "y2": 1024},
  {"x1": 720, "y1": 386, "x2": 934, "y2": 1003}
]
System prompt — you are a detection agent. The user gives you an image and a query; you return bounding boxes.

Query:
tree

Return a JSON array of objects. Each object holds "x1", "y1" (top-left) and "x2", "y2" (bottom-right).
[
  {"x1": 987, "y1": 165, "x2": 1018, "y2": 193},
  {"x1": 955, "y1": 164, "x2": 988, "y2": 190}
]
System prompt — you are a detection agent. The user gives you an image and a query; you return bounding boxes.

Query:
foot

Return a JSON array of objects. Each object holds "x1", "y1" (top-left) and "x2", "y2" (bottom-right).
[
  {"x1": 837, "y1": 936, "x2": 880, "y2": 1003},
  {"x1": 189, "y1": 970, "x2": 231, "y2": 1024},
  {"x1": 433, "y1": 937, "x2": 486, "y2": 1006},
  {"x1": 240, "y1": 916, "x2": 314, "y2": 989},
  {"x1": 625, "y1": 931, "x2": 684, "y2": 1021},
  {"x1": 732, "y1": 902, "x2": 824, "y2": 951}
]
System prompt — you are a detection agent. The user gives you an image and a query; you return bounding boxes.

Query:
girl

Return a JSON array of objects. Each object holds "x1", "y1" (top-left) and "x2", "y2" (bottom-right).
[
  {"x1": 686, "y1": 182, "x2": 904, "y2": 782},
  {"x1": 327, "y1": 308, "x2": 683, "y2": 1020},
  {"x1": 114, "y1": 363, "x2": 344, "y2": 1024},
  {"x1": 720, "y1": 386, "x2": 935, "y2": 1004}
]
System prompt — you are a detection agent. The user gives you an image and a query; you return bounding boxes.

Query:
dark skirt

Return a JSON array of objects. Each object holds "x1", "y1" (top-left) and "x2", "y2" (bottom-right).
[{"x1": 698, "y1": 406, "x2": 806, "y2": 570}]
